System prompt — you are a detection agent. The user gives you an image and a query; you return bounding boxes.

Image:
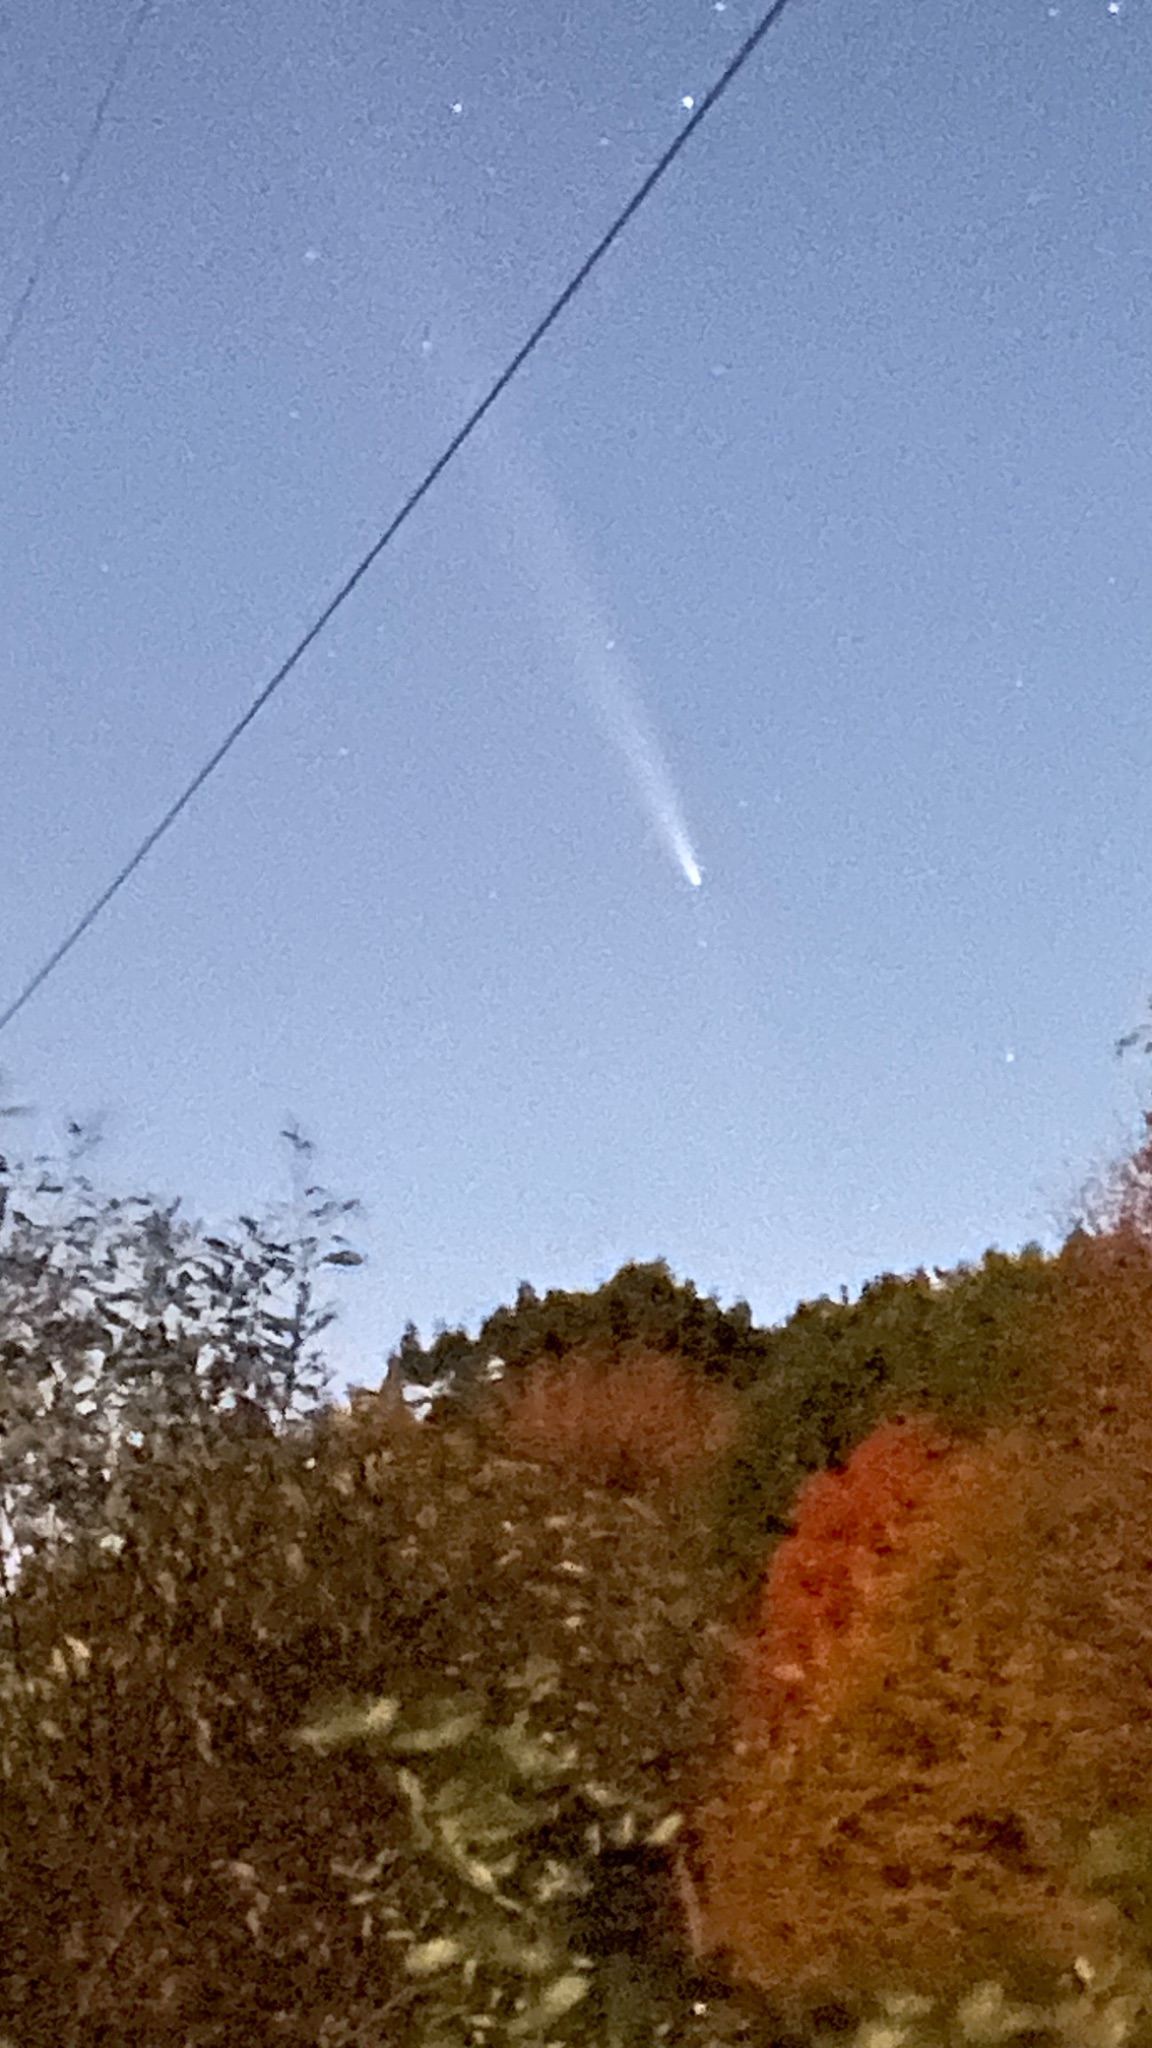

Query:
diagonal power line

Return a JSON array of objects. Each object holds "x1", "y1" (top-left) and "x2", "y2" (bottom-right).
[
  {"x1": 0, "y1": 0, "x2": 158, "y2": 376},
  {"x1": 0, "y1": 0, "x2": 799, "y2": 1041}
]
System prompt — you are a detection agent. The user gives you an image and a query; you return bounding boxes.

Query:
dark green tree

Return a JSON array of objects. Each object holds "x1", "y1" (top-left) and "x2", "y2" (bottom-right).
[{"x1": 392, "y1": 1259, "x2": 775, "y2": 1425}]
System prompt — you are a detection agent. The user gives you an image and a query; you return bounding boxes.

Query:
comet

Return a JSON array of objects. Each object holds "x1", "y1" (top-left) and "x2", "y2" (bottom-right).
[
  {"x1": 590, "y1": 636, "x2": 704, "y2": 890},
  {"x1": 492, "y1": 438, "x2": 705, "y2": 893},
  {"x1": 414, "y1": 311, "x2": 704, "y2": 891}
]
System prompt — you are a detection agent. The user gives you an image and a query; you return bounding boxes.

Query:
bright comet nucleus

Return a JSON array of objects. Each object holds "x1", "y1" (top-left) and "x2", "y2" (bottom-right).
[{"x1": 488, "y1": 443, "x2": 705, "y2": 896}]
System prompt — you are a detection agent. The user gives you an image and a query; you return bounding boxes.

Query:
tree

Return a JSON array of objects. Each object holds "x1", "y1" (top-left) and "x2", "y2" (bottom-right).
[
  {"x1": 0, "y1": 1110, "x2": 363, "y2": 1628},
  {"x1": 694, "y1": 1402, "x2": 1152, "y2": 2028}
]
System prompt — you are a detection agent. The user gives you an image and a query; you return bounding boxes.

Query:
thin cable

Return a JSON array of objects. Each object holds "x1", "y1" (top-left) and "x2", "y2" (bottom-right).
[
  {"x1": 0, "y1": 0, "x2": 798, "y2": 1040},
  {"x1": 0, "y1": 0, "x2": 157, "y2": 376}
]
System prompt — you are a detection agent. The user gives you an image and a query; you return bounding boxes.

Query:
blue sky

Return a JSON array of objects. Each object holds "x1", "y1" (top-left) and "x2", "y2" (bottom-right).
[{"x1": 1, "y1": 0, "x2": 1150, "y2": 1405}]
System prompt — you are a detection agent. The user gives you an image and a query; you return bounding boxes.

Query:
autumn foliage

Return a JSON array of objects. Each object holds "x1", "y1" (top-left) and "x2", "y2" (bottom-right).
[
  {"x1": 490, "y1": 1345, "x2": 742, "y2": 1497},
  {"x1": 481, "y1": 1329, "x2": 1152, "y2": 2022},
  {"x1": 687, "y1": 1242, "x2": 1152, "y2": 2027},
  {"x1": 716, "y1": 1415, "x2": 982, "y2": 1748},
  {"x1": 6, "y1": 1100, "x2": 1152, "y2": 2044}
]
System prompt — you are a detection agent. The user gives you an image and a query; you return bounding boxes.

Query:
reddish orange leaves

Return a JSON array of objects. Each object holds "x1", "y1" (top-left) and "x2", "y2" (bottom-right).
[
  {"x1": 724, "y1": 1415, "x2": 980, "y2": 1748},
  {"x1": 690, "y1": 1367, "x2": 1152, "y2": 2021},
  {"x1": 493, "y1": 1347, "x2": 742, "y2": 1495}
]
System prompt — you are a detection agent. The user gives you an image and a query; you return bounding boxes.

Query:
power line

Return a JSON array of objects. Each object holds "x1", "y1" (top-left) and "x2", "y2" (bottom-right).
[
  {"x1": 0, "y1": 0, "x2": 799, "y2": 1042},
  {"x1": 0, "y1": 0, "x2": 158, "y2": 376}
]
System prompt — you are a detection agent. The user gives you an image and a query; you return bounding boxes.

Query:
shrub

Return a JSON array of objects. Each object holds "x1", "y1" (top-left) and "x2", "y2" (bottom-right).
[{"x1": 0, "y1": 1377, "x2": 735, "y2": 2045}]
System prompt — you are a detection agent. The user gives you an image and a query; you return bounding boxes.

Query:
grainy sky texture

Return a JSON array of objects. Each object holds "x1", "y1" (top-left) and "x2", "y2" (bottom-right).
[{"x1": 2, "y1": 0, "x2": 1150, "y2": 1400}]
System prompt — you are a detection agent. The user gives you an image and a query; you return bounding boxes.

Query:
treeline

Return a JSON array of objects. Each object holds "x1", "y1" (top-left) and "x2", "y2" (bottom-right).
[
  {"x1": 0, "y1": 1105, "x2": 1064, "y2": 1604},
  {"x1": 0, "y1": 1092, "x2": 1069, "y2": 1603},
  {"x1": 393, "y1": 1240, "x2": 1062, "y2": 1582}
]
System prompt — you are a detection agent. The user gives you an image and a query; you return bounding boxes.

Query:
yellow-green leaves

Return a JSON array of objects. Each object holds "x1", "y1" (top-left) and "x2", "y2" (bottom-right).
[
  {"x1": 505, "y1": 1970, "x2": 589, "y2": 2037},
  {"x1": 287, "y1": 1692, "x2": 400, "y2": 1754},
  {"x1": 405, "y1": 1937, "x2": 466, "y2": 1977},
  {"x1": 493, "y1": 1711, "x2": 578, "y2": 1784},
  {"x1": 390, "y1": 1702, "x2": 484, "y2": 1754}
]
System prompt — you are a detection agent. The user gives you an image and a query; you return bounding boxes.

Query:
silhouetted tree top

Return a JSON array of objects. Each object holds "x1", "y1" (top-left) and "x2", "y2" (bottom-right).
[
  {"x1": 391, "y1": 1244, "x2": 1058, "y2": 1447},
  {"x1": 392, "y1": 1260, "x2": 770, "y2": 1424}
]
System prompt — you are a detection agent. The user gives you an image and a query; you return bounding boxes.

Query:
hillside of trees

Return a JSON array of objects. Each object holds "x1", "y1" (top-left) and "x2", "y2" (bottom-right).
[{"x1": 2, "y1": 1094, "x2": 1152, "y2": 2046}]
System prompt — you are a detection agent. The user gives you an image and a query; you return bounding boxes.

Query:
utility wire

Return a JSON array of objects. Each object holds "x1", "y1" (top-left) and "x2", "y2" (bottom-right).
[
  {"x1": 0, "y1": 0, "x2": 799, "y2": 1041},
  {"x1": 0, "y1": 0, "x2": 158, "y2": 376}
]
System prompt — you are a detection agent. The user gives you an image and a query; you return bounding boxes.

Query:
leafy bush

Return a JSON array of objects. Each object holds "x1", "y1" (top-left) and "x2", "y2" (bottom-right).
[
  {"x1": 0, "y1": 1116, "x2": 359, "y2": 1624},
  {"x1": 0, "y1": 1356, "x2": 737, "y2": 2045}
]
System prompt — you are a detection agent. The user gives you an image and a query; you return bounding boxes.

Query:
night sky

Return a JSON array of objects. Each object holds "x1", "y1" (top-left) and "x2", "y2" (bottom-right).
[{"x1": 2, "y1": 0, "x2": 1150, "y2": 1404}]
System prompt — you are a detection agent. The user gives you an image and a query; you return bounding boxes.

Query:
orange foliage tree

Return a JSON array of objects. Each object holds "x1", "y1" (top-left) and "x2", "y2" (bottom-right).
[
  {"x1": 718, "y1": 1415, "x2": 980, "y2": 1747},
  {"x1": 687, "y1": 1380, "x2": 1152, "y2": 2029}
]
